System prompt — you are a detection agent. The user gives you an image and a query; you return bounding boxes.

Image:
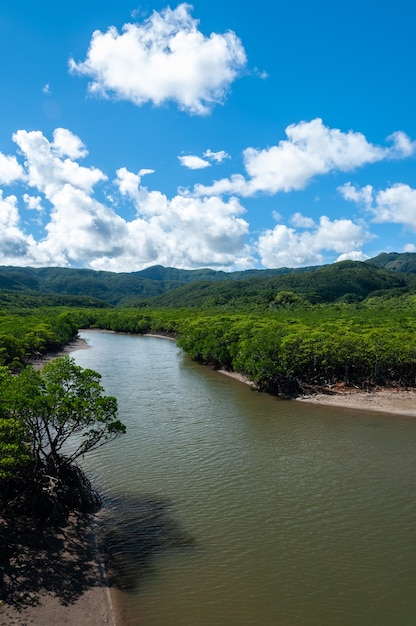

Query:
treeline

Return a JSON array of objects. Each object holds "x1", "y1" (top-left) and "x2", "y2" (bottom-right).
[
  {"x1": 0, "y1": 309, "x2": 85, "y2": 368},
  {"x1": 2, "y1": 291, "x2": 416, "y2": 395},
  {"x1": 175, "y1": 307, "x2": 416, "y2": 395},
  {"x1": 88, "y1": 301, "x2": 416, "y2": 394}
]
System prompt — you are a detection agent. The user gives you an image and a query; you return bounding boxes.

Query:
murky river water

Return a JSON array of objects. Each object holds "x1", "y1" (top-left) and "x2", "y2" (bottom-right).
[{"x1": 72, "y1": 330, "x2": 416, "y2": 626}]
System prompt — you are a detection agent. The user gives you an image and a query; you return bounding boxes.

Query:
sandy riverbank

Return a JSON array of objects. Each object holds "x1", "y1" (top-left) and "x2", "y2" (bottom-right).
[
  {"x1": 1, "y1": 335, "x2": 119, "y2": 626},
  {"x1": 0, "y1": 513, "x2": 115, "y2": 626},
  {"x1": 219, "y1": 369, "x2": 416, "y2": 417},
  {"x1": 295, "y1": 387, "x2": 416, "y2": 416}
]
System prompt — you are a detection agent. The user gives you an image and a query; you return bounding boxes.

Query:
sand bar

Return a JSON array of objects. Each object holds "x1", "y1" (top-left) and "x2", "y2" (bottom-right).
[{"x1": 219, "y1": 369, "x2": 416, "y2": 417}]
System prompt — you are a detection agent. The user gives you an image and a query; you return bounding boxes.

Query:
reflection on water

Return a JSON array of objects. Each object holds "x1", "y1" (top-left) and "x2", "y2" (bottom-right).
[
  {"x1": 73, "y1": 330, "x2": 416, "y2": 626},
  {"x1": 99, "y1": 494, "x2": 195, "y2": 591}
]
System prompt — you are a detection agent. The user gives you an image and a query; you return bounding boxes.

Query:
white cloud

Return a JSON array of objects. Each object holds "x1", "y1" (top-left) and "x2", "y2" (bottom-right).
[
  {"x1": 115, "y1": 167, "x2": 155, "y2": 205},
  {"x1": 193, "y1": 119, "x2": 415, "y2": 197},
  {"x1": 12, "y1": 129, "x2": 106, "y2": 197},
  {"x1": 336, "y1": 251, "x2": 369, "y2": 262},
  {"x1": 0, "y1": 152, "x2": 25, "y2": 185},
  {"x1": 203, "y1": 149, "x2": 230, "y2": 163},
  {"x1": 69, "y1": 3, "x2": 247, "y2": 115},
  {"x1": 51, "y1": 128, "x2": 88, "y2": 159},
  {"x1": 0, "y1": 192, "x2": 48, "y2": 265},
  {"x1": 0, "y1": 129, "x2": 253, "y2": 271},
  {"x1": 338, "y1": 182, "x2": 374, "y2": 207},
  {"x1": 341, "y1": 182, "x2": 416, "y2": 232},
  {"x1": 257, "y1": 215, "x2": 370, "y2": 267},
  {"x1": 372, "y1": 184, "x2": 416, "y2": 231},
  {"x1": 178, "y1": 155, "x2": 211, "y2": 169},
  {"x1": 23, "y1": 194, "x2": 43, "y2": 210},
  {"x1": 43, "y1": 185, "x2": 128, "y2": 264},
  {"x1": 290, "y1": 212, "x2": 315, "y2": 228},
  {"x1": 388, "y1": 131, "x2": 416, "y2": 158},
  {"x1": 110, "y1": 166, "x2": 253, "y2": 270},
  {"x1": 3, "y1": 124, "x2": 411, "y2": 273}
]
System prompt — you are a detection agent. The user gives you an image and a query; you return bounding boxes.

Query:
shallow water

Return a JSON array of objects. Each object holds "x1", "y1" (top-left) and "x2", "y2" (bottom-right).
[{"x1": 73, "y1": 330, "x2": 416, "y2": 626}]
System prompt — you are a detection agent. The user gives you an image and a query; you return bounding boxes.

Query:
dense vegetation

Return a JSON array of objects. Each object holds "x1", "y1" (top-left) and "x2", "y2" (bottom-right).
[
  {"x1": 86, "y1": 297, "x2": 416, "y2": 394},
  {"x1": 1, "y1": 254, "x2": 416, "y2": 523},
  {"x1": 1, "y1": 254, "x2": 416, "y2": 394},
  {"x1": 2, "y1": 297, "x2": 416, "y2": 397},
  {"x1": 0, "y1": 356, "x2": 125, "y2": 522}
]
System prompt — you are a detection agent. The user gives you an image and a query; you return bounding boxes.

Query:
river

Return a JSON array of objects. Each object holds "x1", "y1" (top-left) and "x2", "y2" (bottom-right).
[{"x1": 72, "y1": 330, "x2": 416, "y2": 626}]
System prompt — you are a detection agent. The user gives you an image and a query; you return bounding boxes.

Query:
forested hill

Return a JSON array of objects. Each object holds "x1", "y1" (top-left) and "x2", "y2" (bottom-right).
[
  {"x1": 135, "y1": 260, "x2": 413, "y2": 308},
  {"x1": 0, "y1": 252, "x2": 415, "y2": 308}
]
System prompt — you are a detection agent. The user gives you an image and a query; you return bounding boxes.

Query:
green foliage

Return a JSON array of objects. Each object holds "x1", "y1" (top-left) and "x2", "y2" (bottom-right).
[
  {"x1": 0, "y1": 356, "x2": 125, "y2": 465},
  {"x1": 130, "y1": 261, "x2": 410, "y2": 310},
  {"x1": 0, "y1": 308, "x2": 86, "y2": 367},
  {"x1": 0, "y1": 356, "x2": 125, "y2": 520},
  {"x1": 0, "y1": 366, "x2": 31, "y2": 479},
  {"x1": 365, "y1": 252, "x2": 416, "y2": 273}
]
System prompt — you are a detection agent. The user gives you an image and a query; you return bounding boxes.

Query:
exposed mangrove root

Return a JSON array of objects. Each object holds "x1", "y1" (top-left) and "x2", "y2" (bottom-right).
[{"x1": 0, "y1": 455, "x2": 101, "y2": 524}]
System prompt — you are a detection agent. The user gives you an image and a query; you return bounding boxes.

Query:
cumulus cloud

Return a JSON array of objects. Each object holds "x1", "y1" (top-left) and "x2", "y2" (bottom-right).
[
  {"x1": 178, "y1": 155, "x2": 211, "y2": 169},
  {"x1": 290, "y1": 212, "x2": 315, "y2": 228},
  {"x1": 336, "y1": 251, "x2": 369, "y2": 262},
  {"x1": 114, "y1": 167, "x2": 155, "y2": 204},
  {"x1": 338, "y1": 182, "x2": 374, "y2": 206},
  {"x1": 0, "y1": 128, "x2": 253, "y2": 271},
  {"x1": 12, "y1": 129, "x2": 106, "y2": 197},
  {"x1": 111, "y1": 166, "x2": 253, "y2": 270},
  {"x1": 193, "y1": 119, "x2": 415, "y2": 197},
  {"x1": 0, "y1": 192, "x2": 32, "y2": 261},
  {"x1": 178, "y1": 148, "x2": 230, "y2": 169},
  {"x1": 388, "y1": 131, "x2": 416, "y2": 158},
  {"x1": 2, "y1": 123, "x2": 413, "y2": 272},
  {"x1": 0, "y1": 152, "x2": 25, "y2": 185},
  {"x1": 257, "y1": 215, "x2": 370, "y2": 267},
  {"x1": 371, "y1": 184, "x2": 416, "y2": 230},
  {"x1": 23, "y1": 194, "x2": 43, "y2": 211},
  {"x1": 69, "y1": 3, "x2": 247, "y2": 115},
  {"x1": 340, "y1": 182, "x2": 416, "y2": 232},
  {"x1": 51, "y1": 128, "x2": 88, "y2": 159},
  {"x1": 43, "y1": 185, "x2": 128, "y2": 264}
]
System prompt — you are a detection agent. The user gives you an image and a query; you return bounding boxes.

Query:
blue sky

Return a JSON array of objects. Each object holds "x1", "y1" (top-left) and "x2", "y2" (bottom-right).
[{"x1": 0, "y1": 0, "x2": 415, "y2": 272}]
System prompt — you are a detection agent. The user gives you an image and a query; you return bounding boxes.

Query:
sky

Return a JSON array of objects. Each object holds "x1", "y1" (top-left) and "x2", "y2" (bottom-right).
[{"x1": 0, "y1": 0, "x2": 415, "y2": 272}]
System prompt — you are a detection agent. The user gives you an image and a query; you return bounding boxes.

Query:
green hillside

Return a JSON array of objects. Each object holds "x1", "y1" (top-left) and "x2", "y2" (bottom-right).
[
  {"x1": 365, "y1": 252, "x2": 416, "y2": 273},
  {"x1": 132, "y1": 261, "x2": 412, "y2": 309},
  {"x1": 0, "y1": 252, "x2": 415, "y2": 308}
]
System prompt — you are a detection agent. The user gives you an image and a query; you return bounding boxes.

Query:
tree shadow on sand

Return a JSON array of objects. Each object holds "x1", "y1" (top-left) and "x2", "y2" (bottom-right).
[
  {"x1": 0, "y1": 513, "x2": 105, "y2": 610},
  {"x1": 0, "y1": 494, "x2": 194, "y2": 610}
]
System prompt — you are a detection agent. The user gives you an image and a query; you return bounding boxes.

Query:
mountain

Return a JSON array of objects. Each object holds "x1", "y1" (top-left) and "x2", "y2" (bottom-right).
[
  {"x1": 0, "y1": 253, "x2": 415, "y2": 308},
  {"x1": 134, "y1": 260, "x2": 411, "y2": 309},
  {"x1": 365, "y1": 252, "x2": 416, "y2": 273}
]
